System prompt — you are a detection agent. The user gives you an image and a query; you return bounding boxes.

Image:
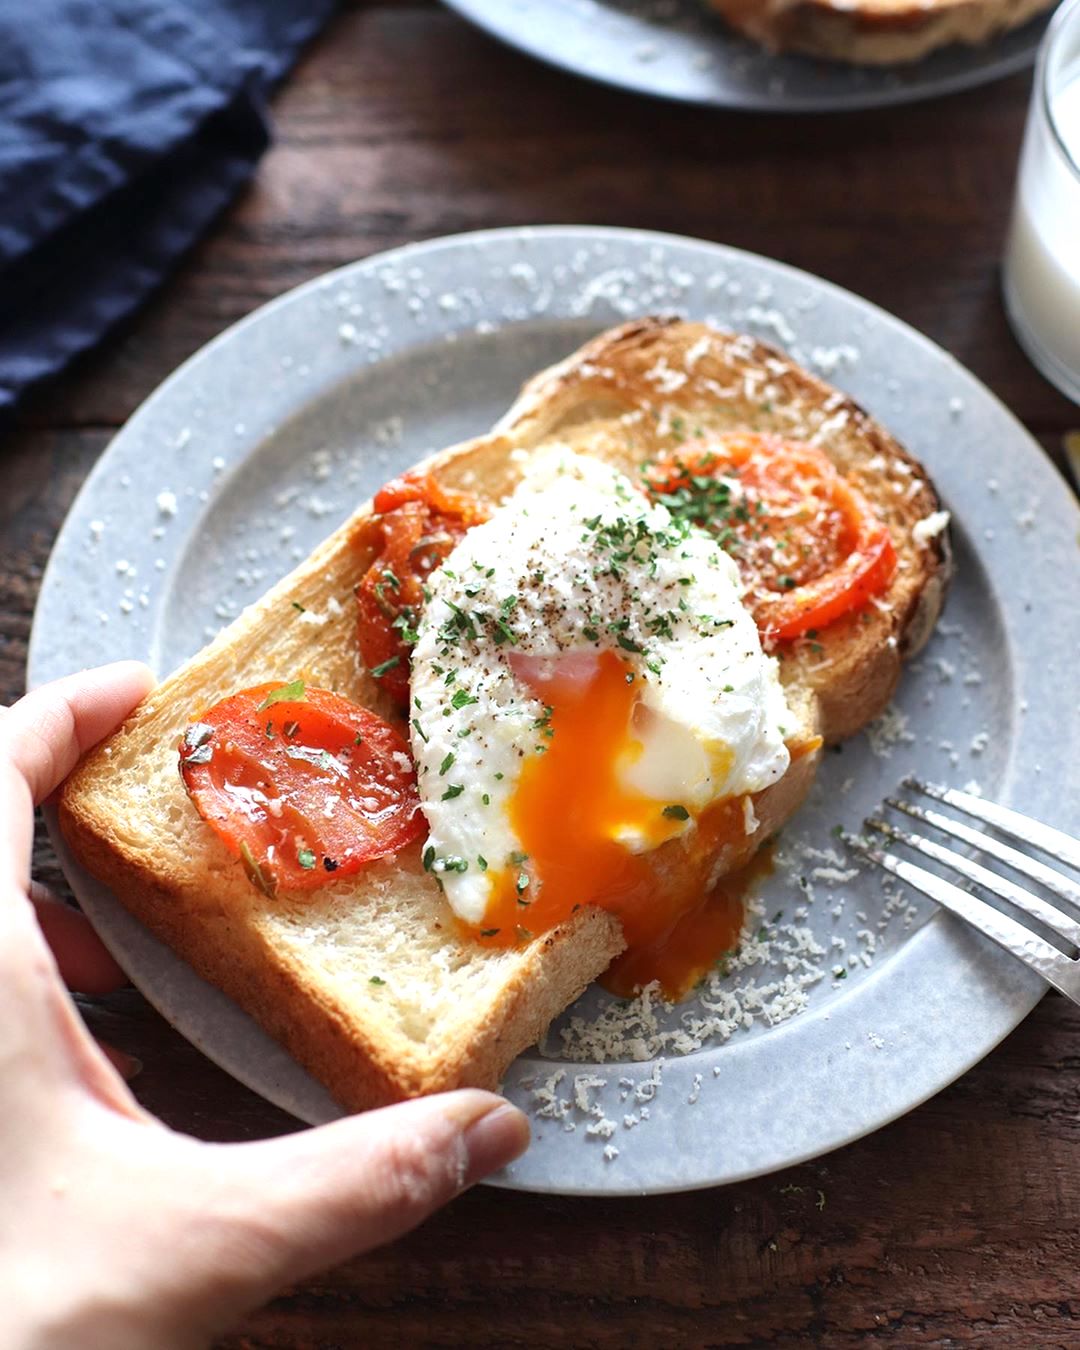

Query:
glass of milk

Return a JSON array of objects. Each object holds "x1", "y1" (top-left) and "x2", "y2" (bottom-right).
[{"x1": 1003, "y1": 0, "x2": 1080, "y2": 404}]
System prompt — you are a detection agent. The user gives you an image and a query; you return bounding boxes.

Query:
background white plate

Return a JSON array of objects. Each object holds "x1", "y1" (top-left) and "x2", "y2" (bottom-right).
[
  {"x1": 443, "y1": 0, "x2": 1052, "y2": 112},
  {"x1": 30, "y1": 226, "x2": 1080, "y2": 1195}
]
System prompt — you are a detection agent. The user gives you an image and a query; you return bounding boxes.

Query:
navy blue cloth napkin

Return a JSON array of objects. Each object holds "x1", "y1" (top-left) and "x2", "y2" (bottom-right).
[{"x1": 0, "y1": 0, "x2": 336, "y2": 410}]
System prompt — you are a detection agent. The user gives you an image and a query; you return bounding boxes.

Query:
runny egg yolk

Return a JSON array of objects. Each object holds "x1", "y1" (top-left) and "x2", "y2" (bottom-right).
[{"x1": 470, "y1": 648, "x2": 760, "y2": 999}]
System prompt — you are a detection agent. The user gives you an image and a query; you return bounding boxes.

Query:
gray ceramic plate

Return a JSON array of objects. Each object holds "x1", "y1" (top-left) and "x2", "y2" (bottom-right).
[
  {"x1": 30, "y1": 226, "x2": 1080, "y2": 1196},
  {"x1": 443, "y1": 0, "x2": 1050, "y2": 112}
]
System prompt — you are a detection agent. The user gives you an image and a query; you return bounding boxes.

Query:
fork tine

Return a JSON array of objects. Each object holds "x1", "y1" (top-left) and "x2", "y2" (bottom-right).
[
  {"x1": 905, "y1": 778, "x2": 1080, "y2": 872},
  {"x1": 885, "y1": 796, "x2": 1080, "y2": 910},
  {"x1": 841, "y1": 831, "x2": 1079, "y2": 997},
  {"x1": 866, "y1": 816, "x2": 1080, "y2": 950}
]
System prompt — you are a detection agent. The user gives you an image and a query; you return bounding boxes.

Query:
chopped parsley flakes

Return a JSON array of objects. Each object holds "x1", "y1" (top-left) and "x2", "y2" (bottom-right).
[{"x1": 257, "y1": 679, "x2": 305, "y2": 711}]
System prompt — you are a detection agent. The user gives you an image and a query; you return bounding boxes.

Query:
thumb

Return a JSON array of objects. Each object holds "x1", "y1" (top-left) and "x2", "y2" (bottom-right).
[{"x1": 196, "y1": 1091, "x2": 528, "y2": 1315}]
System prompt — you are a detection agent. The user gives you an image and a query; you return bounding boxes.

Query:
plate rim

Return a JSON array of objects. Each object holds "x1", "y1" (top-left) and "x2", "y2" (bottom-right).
[{"x1": 30, "y1": 223, "x2": 1079, "y2": 1195}]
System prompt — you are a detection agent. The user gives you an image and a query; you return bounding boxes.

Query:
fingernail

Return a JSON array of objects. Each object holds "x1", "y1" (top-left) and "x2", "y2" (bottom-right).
[
  {"x1": 121, "y1": 1056, "x2": 144, "y2": 1082},
  {"x1": 102, "y1": 1046, "x2": 143, "y2": 1080},
  {"x1": 462, "y1": 1102, "x2": 530, "y2": 1186}
]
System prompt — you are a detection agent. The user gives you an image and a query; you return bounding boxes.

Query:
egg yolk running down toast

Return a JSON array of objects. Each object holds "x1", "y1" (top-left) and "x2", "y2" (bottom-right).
[{"x1": 478, "y1": 647, "x2": 788, "y2": 998}]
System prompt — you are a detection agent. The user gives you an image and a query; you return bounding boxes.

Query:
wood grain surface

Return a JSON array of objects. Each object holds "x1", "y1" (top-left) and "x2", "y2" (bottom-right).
[{"x1": 4, "y1": 2, "x2": 1080, "y2": 1346}]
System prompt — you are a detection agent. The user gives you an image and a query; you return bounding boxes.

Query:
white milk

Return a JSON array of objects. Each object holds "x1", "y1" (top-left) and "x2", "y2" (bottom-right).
[{"x1": 1004, "y1": 70, "x2": 1080, "y2": 402}]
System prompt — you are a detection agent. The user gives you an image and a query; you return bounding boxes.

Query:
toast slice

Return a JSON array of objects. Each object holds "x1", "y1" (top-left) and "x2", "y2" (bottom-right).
[
  {"x1": 60, "y1": 319, "x2": 949, "y2": 1113},
  {"x1": 706, "y1": 0, "x2": 1054, "y2": 64}
]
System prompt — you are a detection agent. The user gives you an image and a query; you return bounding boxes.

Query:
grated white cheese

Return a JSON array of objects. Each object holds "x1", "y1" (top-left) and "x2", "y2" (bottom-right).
[
  {"x1": 864, "y1": 704, "x2": 916, "y2": 758},
  {"x1": 744, "y1": 305, "x2": 796, "y2": 346},
  {"x1": 372, "y1": 415, "x2": 404, "y2": 447},
  {"x1": 809, "y1": 344, "x2": 859, "y2": 377},
  {"x1": 644, "y1": 358, "x2": 689, "y2": 394},
  {"x1": 810, "y1": 865, "x2": 859, "y2": 885},
  {"x1": 528, "y1": 1069, "x2": 570, "y2": 1120},
  {"x1": 573, "y1": 1074, "x2": 607, "y2": 1115},
  {"x1": 912, "y1": 510, "x2": 950, "y2": 546},
  {"x1": 554, "y1": 900, "x2": 826, "y2": 1064},
  {"x1": 684, "y1": 335, "x2": 712, "y2": 367}
]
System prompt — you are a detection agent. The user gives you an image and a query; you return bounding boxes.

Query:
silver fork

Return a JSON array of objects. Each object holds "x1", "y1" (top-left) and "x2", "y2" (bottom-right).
[{"x1": 841, "y1": 777, "x2": 1080, "y2": 1001}]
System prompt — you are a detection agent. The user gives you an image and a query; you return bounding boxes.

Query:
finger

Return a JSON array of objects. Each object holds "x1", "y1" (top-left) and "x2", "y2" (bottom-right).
[
  {"x1": 0, "y1": 661, "x2": 154, "y2": 806},
  {"x1": 204, "y1": 1091, "x2": 529, "y2": 1303},
  {"x1": 30, "y1": 884, "x2": 128, "y2": 995},
  {"x1": 0, "y1": 662, "x2": 154, "y2": 887}
]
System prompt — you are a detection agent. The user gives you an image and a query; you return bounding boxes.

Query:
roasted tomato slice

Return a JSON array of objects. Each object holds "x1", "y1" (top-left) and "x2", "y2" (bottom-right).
[
  {"x1": 644, "y1": 432, "x2": 897, "y2": 643},
  {"x1": 179, "y1": 681, "x2": 424, "y2": 895},
  {"x1": 354, "y1": 470, "x2": 489, "y2": 707}
]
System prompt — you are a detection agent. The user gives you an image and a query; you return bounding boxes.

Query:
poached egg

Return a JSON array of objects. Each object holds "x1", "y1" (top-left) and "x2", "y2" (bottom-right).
[{"x1": 408, "y1": 450, "x2": 792, "y2": 958}]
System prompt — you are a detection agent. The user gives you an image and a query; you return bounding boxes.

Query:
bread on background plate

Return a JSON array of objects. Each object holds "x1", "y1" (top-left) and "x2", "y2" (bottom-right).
[{"x1": 705, "y1": 0, "x2": 1055, "y2": 64}]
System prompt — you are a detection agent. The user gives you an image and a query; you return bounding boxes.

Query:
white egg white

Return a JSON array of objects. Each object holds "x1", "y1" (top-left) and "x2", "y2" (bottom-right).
[{"x1": 408, "y1": 450, "x2": 792, "y2": 924}]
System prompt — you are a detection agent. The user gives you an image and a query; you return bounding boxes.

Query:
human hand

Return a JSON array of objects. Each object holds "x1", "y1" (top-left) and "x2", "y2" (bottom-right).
[{"x1": 0, "y1": 664, "x2": 530, "y2": 1350}]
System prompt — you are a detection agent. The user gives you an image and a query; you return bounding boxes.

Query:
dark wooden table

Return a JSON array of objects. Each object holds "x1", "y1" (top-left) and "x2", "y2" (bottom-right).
[{"x1": 4, "y1": 3, "x2": 1080, "y2": 1345}]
